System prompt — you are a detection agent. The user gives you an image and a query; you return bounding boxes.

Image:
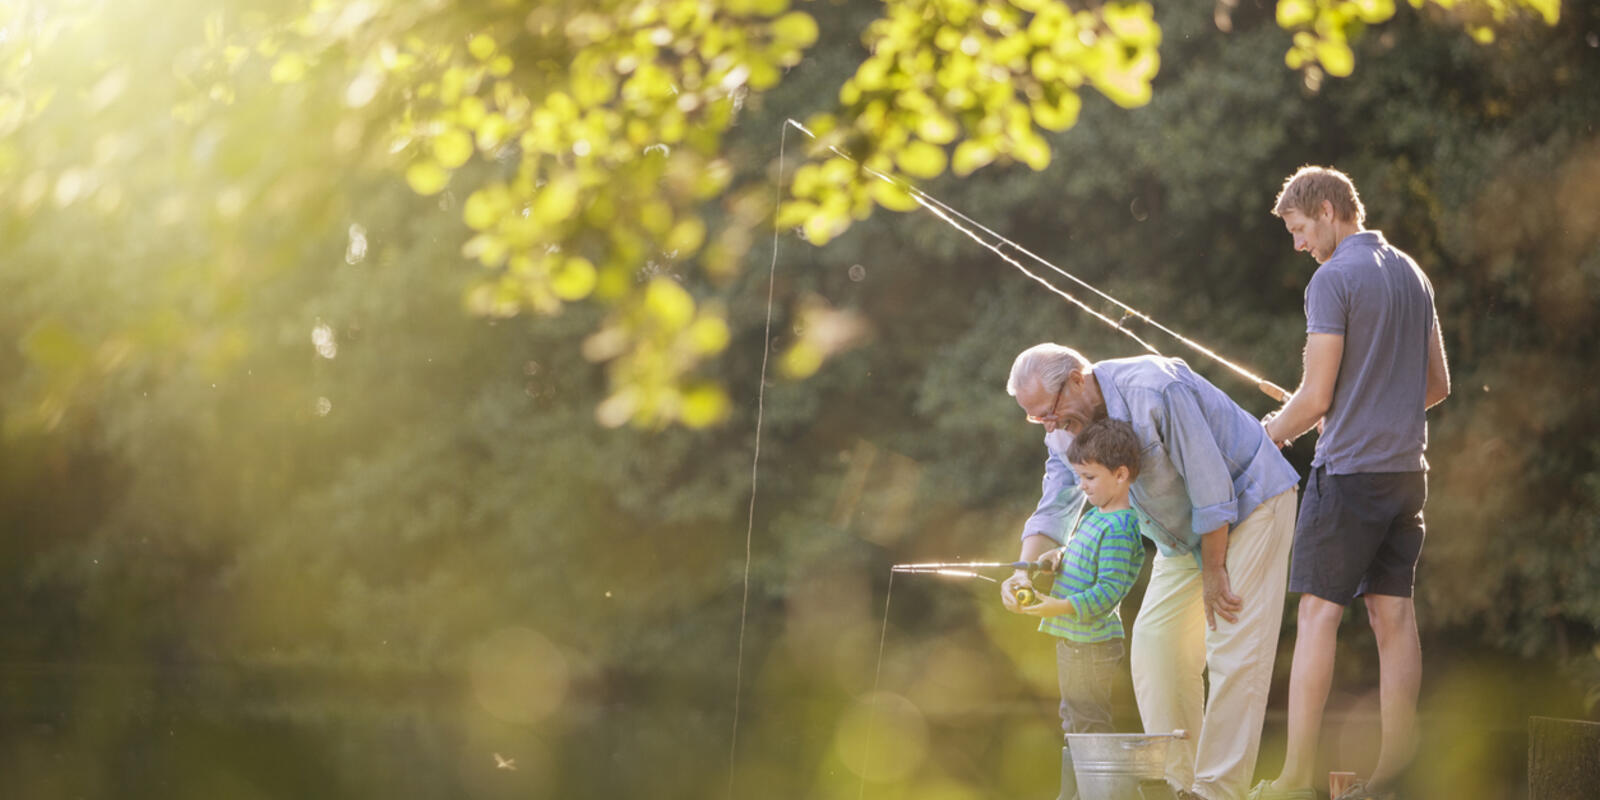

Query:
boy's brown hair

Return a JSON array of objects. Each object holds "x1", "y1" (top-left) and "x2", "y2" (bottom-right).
[
  {"x1": 1272, "y1": 165, "x2": 1366, "y2": 227},
  {"x1": 1066, "y1": 418, "x2": 1142, "y2": 480}
]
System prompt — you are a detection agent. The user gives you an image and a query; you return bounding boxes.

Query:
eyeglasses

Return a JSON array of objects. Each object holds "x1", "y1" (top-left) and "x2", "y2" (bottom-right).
[{"x1": 1026, "y1": 382, "x2": 1065, "y2": 425}]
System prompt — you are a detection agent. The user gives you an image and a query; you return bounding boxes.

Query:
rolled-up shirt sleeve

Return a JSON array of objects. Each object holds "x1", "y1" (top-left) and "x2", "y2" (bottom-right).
[
  {"x1": 1022, "y1": 445, "x2": 1084, "y2": 544},
  {"x1": 1159, "y1": 383, "x2": 1240, "y2": 534}
]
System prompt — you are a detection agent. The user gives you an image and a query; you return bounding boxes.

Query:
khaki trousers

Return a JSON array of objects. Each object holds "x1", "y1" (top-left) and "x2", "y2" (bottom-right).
[{"x1": 1130, "y1": 488, "x2": 1297, "y2": 800}]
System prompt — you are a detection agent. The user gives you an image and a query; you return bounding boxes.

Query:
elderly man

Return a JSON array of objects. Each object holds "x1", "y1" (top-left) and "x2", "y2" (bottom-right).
[{"x1": 1002, "y1": 345, "x2": 1299, "y2": 800}]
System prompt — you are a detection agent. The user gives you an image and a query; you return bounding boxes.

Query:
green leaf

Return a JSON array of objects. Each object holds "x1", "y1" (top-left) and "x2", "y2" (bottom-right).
[
  {"x1": 779, "y1": 340, "x2": 823, "y2": 379},
  {"x1": 915, "y1": 112, "x2": 958, "y2": 144},
  {"x1": 432, "y1": 128, "x2": 474, "y2": 169},
  {"x1": 687, "y1": 316, "x2": 730, "y2": 355},
  {"x1": 533, "y1": 175, "x2": 580, "y2": 223},
  {"x1": 951, "y1": 140, "x2": 996, "y2": 176},
  {"x1": 775, "y1": 200, "x2": 817, "y2": 229},
  {"x1": 1315, "y1": 37, "x2": 1355, "y2": 77},
  {"x1": 801, "y1": 206, "x2": 847, "y2": 246},
  {"x1": 895, "y1": 140, "x2": 947, "y2": 179},
  {"x1": 1277, "y1": 0, "x2": 1316, "y2": 28},
  {"x1": 679, "y1": 384, "x2": 729, "y2": 428},
  {"x1": 462, "y1": 188, "x2": 502, "y2": 230},
  {"x1": 1353, "y1": 0, "x2": 1397, "y2": 24},
  {"x1": 1031, "y1": 90, "x2": 1081, "y2": 132},
  {"x1": 468, "y1": 34, "x2": 496, "y2": 61},
  {"x1": 871, "y1": 179, "x2": 920, "y2": 212},
  {"x1": 643, "y1": 278, "x2": 694, "y2": 328},
  {"x1": 406, "y1": 160, "x2": 449, "y2": 195},
  {"x1": 1014, "y1": 132, "x2": 1051, "y2": 171},
  {"x1": 664, "y1": 217, "x2": 706, "y2": 254},
  {"x1": 771, "y1": 12, "x2": 818, "y2": 48},
  {"x1": 552, "y1": 257, "x2": 597, "y2": 301}
]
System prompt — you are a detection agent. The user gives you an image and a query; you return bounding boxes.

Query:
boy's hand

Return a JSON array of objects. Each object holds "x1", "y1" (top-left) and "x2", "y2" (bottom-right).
[{"x1": 1019, "y1": 595, "x2": 1074, "y2": 618}]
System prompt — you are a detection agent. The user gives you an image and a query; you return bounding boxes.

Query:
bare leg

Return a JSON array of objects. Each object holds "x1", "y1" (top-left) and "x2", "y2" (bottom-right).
[
  {"x1": 1363, "y1": 594, "x2": 1420, "y2": 787},
  {"x1": 1272, "y1": 594, "x2": 1345, "y2": 790}
]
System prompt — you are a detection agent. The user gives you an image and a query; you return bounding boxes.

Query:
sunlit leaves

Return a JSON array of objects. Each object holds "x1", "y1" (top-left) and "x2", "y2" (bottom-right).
[
  {"x1": 1276, "y1": 0, "x2": 1560, "y2": 79},
  {"x1": 587, "y1": 280, "x2": 734, "y2": 429},
  {"x1": 777, "y1": 295, "x2": 870, "y2": 380},
  {"x1": 351, "y1": 1, "x2": 818, "y2": 428},
  {"x1": 787, "y1": 0, "x2": 1161, "y2": 245},
  {"x1": 1, "y1": 0, "x2": 1565, "y2": 432}
]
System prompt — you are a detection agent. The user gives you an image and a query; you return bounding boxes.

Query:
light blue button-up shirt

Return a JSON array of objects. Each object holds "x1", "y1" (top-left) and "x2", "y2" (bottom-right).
[{"x1": 1022, "y1": 356, "x2": 1300, "y2": 559}]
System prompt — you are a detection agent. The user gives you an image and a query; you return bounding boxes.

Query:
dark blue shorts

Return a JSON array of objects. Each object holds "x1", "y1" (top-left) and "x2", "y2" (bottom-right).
[{"x1": 1289, "y1": 467, "x2": 1427, "y2": 605}]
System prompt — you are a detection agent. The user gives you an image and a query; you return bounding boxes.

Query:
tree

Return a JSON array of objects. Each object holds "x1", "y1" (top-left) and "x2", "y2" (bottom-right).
[{"x1": 0, "y1": 0, "x2": 1561, "y2": 430}]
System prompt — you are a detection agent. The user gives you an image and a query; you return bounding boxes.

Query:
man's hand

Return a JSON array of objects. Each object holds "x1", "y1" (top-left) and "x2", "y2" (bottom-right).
[
  {"x1": 1000, "y1": 572, "x2": 1031, "y2": 613},
  {"x1": 1037, "y1": 547, "x2": 1065, "y2": 573},
  {"x1": 1202, "y1": 566, "x2": 1242, "y2": 629},
  {"x1": 1261, "y1": 412, "x2": 1289, "y2": 449}
]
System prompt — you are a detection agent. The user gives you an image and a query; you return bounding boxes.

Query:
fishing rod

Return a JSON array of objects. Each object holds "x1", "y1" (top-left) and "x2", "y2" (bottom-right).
[
  {"x1": 891, "y1": 559, "x2": 1056, "y2": 605},
  {"x1": 782, "y1": 118, "x2": 1292, "y2": 403}
]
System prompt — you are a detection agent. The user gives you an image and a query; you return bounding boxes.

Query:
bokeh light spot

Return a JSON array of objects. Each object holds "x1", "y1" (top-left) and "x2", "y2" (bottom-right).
[
  {"x1": 468, "y1": 627, "x2": 570, "y2": 726},
  {"x1": 833, "y1": 691, "x2": 928, "y2": 783}
]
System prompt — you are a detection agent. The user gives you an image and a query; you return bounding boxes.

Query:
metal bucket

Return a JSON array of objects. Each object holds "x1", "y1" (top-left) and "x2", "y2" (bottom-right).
[{"x1": 1064, "y1": 731, "x2": 1185, "y2": 800}]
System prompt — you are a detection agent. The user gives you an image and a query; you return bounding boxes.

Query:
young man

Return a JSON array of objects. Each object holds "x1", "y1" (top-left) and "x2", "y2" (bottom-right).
[
  {"x1": 1251, "y1": 166, "x2": 1451, "y2": 800},
  {"x1": 1004, "y1": 344, "x2": 1299, "y2": 800},
  {"x1": 1018, "y1": 418, "x2": 1147, "y2": 800}
]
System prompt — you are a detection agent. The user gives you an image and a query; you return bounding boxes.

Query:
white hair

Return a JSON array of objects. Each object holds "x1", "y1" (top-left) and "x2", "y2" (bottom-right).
[{"x1": 1006, "y1": 343, "x2": 1089, "y2": 397}]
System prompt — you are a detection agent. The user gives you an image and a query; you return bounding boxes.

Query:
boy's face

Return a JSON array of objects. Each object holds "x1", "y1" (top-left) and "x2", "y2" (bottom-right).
[{"x1": 1071, "y1": 460, "x2": 1131, "y2": 509}]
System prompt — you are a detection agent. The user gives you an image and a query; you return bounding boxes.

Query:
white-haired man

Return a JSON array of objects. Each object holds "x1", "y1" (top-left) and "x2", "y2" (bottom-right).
[{"x1": 1003, "y1": 345, "x2": 1300, "y2": 800}]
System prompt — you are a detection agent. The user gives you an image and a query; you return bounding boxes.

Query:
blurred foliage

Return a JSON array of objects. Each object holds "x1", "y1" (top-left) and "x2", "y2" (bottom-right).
[
  {"x1": 1272, "y1": 0, "x2": 1560, "y2": 79},
  {"x1": 0, "y1": 0, "x2": 1559, "y2": 428},
  {"x1": 0, "y1": 0, "x2": 1596, "y2": 798}
]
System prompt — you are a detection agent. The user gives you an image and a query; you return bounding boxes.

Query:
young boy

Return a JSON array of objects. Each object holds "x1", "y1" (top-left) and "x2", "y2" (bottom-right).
[{"x1": 1019, "y1": 417, "x2": 1147, "y2": 800}]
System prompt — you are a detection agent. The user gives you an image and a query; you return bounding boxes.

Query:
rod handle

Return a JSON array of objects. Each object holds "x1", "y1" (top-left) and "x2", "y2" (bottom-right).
[{"x1": 1258, "y1": 380, "x2": 1290, "y2": 402}]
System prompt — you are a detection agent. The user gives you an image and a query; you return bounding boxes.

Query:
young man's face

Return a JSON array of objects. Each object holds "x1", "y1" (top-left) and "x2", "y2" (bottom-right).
[
  {"x1": 1071, "y1": 460, "x2": 1131, "y2": 510},
  {"x1": 1280, "y1": 203, "x2": 1340, "y2": 264}
]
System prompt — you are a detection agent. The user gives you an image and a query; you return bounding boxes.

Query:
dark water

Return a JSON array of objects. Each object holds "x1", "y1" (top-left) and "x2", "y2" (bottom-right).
[{"x1": 0, "y1": 648, "x2": 1584, "y2": 799}]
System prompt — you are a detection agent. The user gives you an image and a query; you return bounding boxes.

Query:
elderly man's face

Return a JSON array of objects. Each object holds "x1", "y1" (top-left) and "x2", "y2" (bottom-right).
[{"x1": 1017, "y1": 372, "x2": 1100, "y2": 436}]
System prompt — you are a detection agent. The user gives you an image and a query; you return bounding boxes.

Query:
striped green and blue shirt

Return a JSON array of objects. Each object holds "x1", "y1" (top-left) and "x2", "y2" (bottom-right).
[{"x1": 1038, "y1": 506, "x2": 1145, "y2": 643}]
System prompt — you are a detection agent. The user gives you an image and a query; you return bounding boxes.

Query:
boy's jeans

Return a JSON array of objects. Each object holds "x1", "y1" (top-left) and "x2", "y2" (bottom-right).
[
  {"x1": 1057, "y1": 637, "x2": 1124, "y2": 733},
  {"x1": 1058, "y1": 638, "x2": 1124, "y2": 800}
]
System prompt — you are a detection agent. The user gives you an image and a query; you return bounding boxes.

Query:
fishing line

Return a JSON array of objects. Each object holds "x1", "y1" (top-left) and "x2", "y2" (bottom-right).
[
  {"x1": 726, "y1": 118, "x2": 789, "y2": 800},
  {"x1": 858, "y1": 568, "x2": 896, "y2": 800},
  {"x1": 781, "y1": 118, "x2": 1288, "y2": 401}
]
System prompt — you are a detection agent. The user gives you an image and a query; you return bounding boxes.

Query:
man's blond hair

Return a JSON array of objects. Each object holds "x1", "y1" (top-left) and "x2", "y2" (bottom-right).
[{"x1": 1272, "y1": 165, "x2": 1366, "y2": 227}]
